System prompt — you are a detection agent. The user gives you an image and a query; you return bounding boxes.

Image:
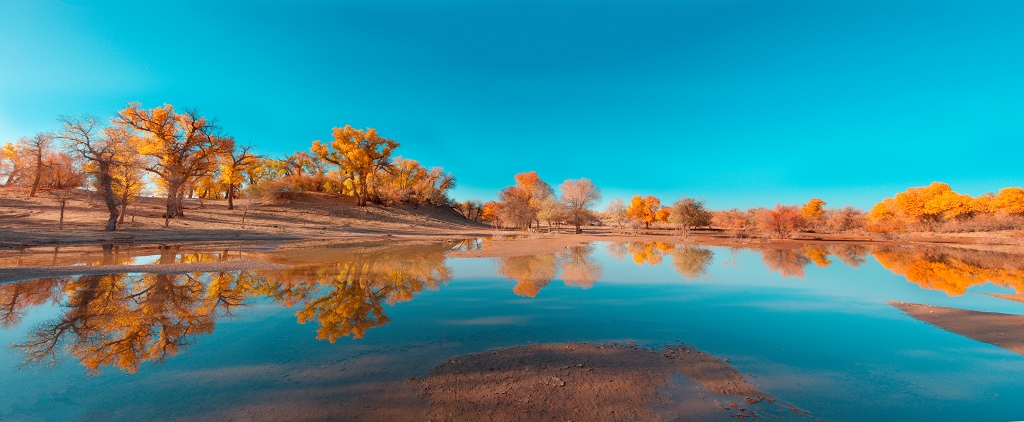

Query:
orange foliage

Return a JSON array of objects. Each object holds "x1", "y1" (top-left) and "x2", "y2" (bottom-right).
[
  {"x1": 872, "y1": 247, "x2": 1024, "y2": 296},
  {"x1": 756, "y1": 205, "x2": 805, "y2": 238},
  {"x1": 626, "y1": 195, "x2": 666, "y2": 229}
]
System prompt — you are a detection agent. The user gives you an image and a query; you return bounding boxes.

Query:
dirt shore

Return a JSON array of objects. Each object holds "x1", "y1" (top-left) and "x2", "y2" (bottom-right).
[
  {"x1": 891, "y1": 301, "x2": 1024, "y2": 356},
  {"x1": 2, "y1": 186, "x2": 1022, "y2": 255},
  {"x1": 410, "y1": 342, "x2": 812, "y2": 421}
]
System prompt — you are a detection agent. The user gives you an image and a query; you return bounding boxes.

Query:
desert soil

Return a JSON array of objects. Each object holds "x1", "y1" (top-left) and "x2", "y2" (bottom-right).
[
  {"x1": 410, "y1": 342, "x2": 812, "y2": 421},
  {"x1": 891, "y1": 301, "x2": 1024, "y2": 356}
]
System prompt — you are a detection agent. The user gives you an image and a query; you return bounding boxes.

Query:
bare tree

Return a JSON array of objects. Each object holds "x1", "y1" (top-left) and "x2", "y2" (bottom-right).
[
  {"x1": 23, "y1": 133, "x2": 53, "y2": 197},
  {"x1": 40, "y1": 152, "x2": 85, "y2": 230},
  {"x1": 604, "y1": 198, "x2": 628, "y2": 229},
  {"x1": 560, "y1": 178, "x2": 601, "y2": 234}
]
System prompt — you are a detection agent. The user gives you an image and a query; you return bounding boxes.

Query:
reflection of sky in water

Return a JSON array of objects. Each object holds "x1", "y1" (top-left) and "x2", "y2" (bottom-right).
[{"x1": 2, "y1": 242, "x2": 1024, "y2": 421}]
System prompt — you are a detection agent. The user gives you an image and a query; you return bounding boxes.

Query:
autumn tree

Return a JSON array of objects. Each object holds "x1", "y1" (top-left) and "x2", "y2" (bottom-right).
[
  {"x1": 756, "y1": 204, "x2": 806, "y2": 238},
  {"x1": 481, "y1": 200, "x2": 501, "y2": 228},
  {"x1": 667, "y1": 197, "x2": 712, "y2": 234},
  {"x1": 992, "y1": 187, "x2": 1024, "y2": 215},
  {"x1": 626, "y1": 195, "x2": 668, "y2": 229},
  {"x1": 496, "y1": 186, "x2": 535, "y2": 229},
  {"x1": 800, "y1": 198, "x2": 826, "y2": 231},
  {"x1": 116, "y1": 103, "x2": 233, "y2": 218},
  {"x1": 57, "y1": 115, "x2": 137, "y2": 231},
  {"x1": 20, "y1": 133, "x2": 54, "y2": 197},
  {"x1": 560, "y1": 178, "x2": 601, "y2": 234},
  {"x1": 0, "y1": 142, "x2": 30, "y2": 186},
  {"x1": 39, "y1": 152, "x2": 85, "y2": 230},
  {"x1": 219, "y1": 144, "x2": 259, "y2": 210},
  {"x1": 604, "y1": 198, "x2": 628, "y2": 229},
  {"x1": 311, "y1": 125, "x2": 398, "y2": 206},
  {"x1": 824, "y1": 206, "x2": 865, "y2": 233}
]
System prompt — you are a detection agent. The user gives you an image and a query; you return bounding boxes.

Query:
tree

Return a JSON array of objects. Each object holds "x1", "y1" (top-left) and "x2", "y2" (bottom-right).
[
  {"x1": 22, "y1": 133, "x2": 54, "y2": 197},
  {"x1": 57, "y1": 115, "x2": 135, "y2": 231},
  {"x1": 756, "y1": 204, "x2": 806, "y2": 238},
  {"x1": 481, "y1": 200, "x2": 501, "y2": 228},
  {"x1": 992, "y1": 187, "x2": 1024, "y2": 215},
  {"x1": 0, "y1": 142, "x2": 29, "y2": 186},
  {"x1": 39, "y1": 152, "x2": 85, "y2": 230},
  {"x1": 667, "y1": 197, "x2": 712, "y2": 234},
  {"x1": 311, "y1": 125, "x2": 398, "y2": 206},
  {"x1": 800, "y1": 198, "x2": 826, "y2": 231},
  {"x1": 116, "y1": 103, "x2": 233, "y2": 218},
  {"x1": 824, "y1": 206, "x2": 865, "y2": 233},
  {"x1": 496, "y1": 186, "x2": 534, "y2": 229},
  {"x1": 536, "y1": 196, "x2": 566, "y2": 231},
  {"x1": 604, "y1": 198, "x2": 628, "y2": 229},
  {"x1": 219, "y1": 144, "x2": 259, "y2": 210},
  {"x1": 626, "y1": 195, "x2": 667, "y2": 229},
  {"x1": 559, "y1": 178, "x2": 601, "y2": 234}
]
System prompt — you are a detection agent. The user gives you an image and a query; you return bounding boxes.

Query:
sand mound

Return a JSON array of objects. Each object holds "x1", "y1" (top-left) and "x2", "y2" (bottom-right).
[{"x1": 410, "y1": 342, "x2": 810, "y2": 421}]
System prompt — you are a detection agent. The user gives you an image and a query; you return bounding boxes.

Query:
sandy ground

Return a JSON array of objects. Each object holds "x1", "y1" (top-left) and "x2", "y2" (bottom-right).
[
  {"x1": 2, "y1": 186, "x2": 1023, "y2": 255},
  {"x1": 410, "y1": 342, "x2": 812, "y2": 421},
  {"x1": 891, "y1": 302, "x2": 1024, "y2": 356},
  {"x1": 0, "y1": 187, "x2": 489, "y2": 249}
]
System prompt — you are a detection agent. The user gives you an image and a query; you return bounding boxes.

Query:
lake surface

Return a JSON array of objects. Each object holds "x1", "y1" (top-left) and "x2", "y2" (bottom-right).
[{"x1": 2, "y1": 240, "x2": 1024, "y2": 421}]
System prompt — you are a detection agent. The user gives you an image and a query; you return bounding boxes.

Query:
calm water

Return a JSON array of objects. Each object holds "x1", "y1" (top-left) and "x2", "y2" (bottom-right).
[{"x1": 2, "y1": 240, "x2": 1024, "y2": 421}]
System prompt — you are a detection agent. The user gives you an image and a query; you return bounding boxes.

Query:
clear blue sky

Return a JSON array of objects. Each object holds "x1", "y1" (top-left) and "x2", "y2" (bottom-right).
[{"x1": 2, "y1": 0, "x2": 1023, "y2": 210}]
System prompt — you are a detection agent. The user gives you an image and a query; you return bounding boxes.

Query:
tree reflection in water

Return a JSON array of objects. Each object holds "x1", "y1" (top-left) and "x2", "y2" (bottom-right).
[
  {"x1": 496, "y1": 254, "x2": 559, "y2": 297},
  {"x1": 5, "y1": 243, "x2": 454, "y2": 374},
  {"x1": 872, "y1": 247, "x2": 1024, "y2": 296},
  {"x1": 668, "y1": 246, "x2": 715, "y2": 279},
  {"x1": 257, "y1": 244, "x2": 453, "y2": 342},
  {"x1": 758, "y1": 244, "x2": 870, "y2": 278},
  {"x1": 559, "y1": 245, "x2": 603, "y2": 289}
]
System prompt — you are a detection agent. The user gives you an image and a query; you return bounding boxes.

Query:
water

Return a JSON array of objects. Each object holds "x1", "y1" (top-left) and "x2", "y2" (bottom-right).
[{"x1": 1, "y1": 240, "x2": 1023, "y2": 421}]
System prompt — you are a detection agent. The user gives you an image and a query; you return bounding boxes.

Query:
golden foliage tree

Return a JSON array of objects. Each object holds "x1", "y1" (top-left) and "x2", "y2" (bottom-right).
[
  {"x1": 116, "y1": 103, "x2": 233, "y2": 218},
  {"x1": 626, "y1": 195, "x2": 667, "y2": 229},
  {"x1": 311, "y1": 125, "x2": 399, "y2": 206},
  {"x1": 800, "y1": 198, "x2": 826, "y2": 231}
]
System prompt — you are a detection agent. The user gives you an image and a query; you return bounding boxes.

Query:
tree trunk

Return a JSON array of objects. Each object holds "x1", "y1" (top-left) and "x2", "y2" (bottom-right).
[
  {"x1": 118, "y1": 202, "x2": 128, "y2": 224},
  {"x1": 58, "y1": 202, "x2": 66, "y2": 230},
  {"x1": 96, "y1": 163, "x2": 118, "y2": 231},
  {"x1": 357, "y1": 177, "x2": 368, "y2": 206},
  {"x1": 28, "y1": 157, "x2": 43, "y2": 198},
  {"x1": 165, "y1": 178, "x2": 184, "y2": 218},
  {"x1": 227, "y1": 183, "x2": 235, "y2": 210}
]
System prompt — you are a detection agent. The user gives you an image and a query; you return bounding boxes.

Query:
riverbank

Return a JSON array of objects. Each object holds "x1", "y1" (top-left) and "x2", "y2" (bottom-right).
[{"x1": 2, "y1": 187, "x2": 1021, "y2": 254}]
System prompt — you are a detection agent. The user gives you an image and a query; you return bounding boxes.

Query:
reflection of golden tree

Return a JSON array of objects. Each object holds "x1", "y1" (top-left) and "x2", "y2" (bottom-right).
[
  {"x1": 496, "y1": 254, "x2": 558, "y2": 297},
  {"x1": 0, "y1": 277, "x2": 66, "y2": 328},
  {"x1": 761, "y1": 248, "x2": 811, "y2": 278},
  {"x1": 559, "y1": 246, "x2": 603, "y2": 289},
  {"x1": 257, "y1": 244, "x2": 453, "y2": 342},
  {"x1": 627, "y1": 242, "x2": 674, "y2": 266},
  {"x1": 828, "y1": 244, "x2": 868, "y2": 268},
  {"x1": 872, "y1": 247, "x2": 1024, "y2": 296},
  {"x1": 668, "y1": 246, "x2": 714, "y2": 279},
  {"x1": 802, "y1": 246, "x2": 832, "y2": 267},
  {"x1": 13, "y1": 269, "x2": 256, "y2": 375}
]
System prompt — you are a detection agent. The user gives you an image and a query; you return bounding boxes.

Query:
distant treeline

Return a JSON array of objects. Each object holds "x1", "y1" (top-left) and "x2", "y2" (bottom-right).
[{"x1": 471, "y1": 173, "x2": 1024, "y2": 237}]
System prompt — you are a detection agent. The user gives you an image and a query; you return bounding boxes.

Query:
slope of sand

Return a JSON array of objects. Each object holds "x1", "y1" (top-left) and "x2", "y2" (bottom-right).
[
  {"x1": 891, "y1": 301, "x2": 1024, "y2": 355},
  {"x1": 0, "y1": 187, "x2": 488, "y2": 248},
  {"x1": 411, "y1": 342, "x2": 812, "y2": 421}
]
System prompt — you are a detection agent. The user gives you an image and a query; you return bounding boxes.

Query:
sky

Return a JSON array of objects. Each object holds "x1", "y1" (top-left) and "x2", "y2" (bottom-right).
[{"x1": 2, "y1": 0, "x2": 1023, "y2": 210}]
